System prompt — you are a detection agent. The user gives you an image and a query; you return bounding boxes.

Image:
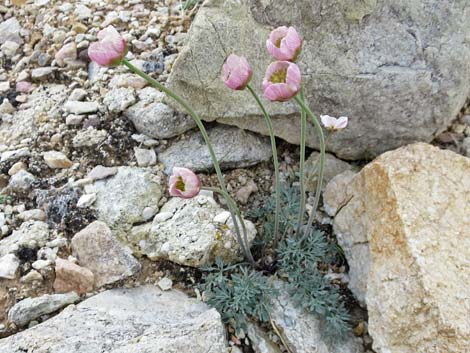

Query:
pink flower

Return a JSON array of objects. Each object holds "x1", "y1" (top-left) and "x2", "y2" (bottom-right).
[
  {"x1": 266, "y1": 26, "x2": 302, "y2": 62},
  {"x1": 320, "y1": 115, "x2": 349, "y2": 131},
  {"x1": 169, "y1": 167, "x2": 201, "y2": 199},
  {"x1": 88, "y1": 26, "x2": 127, "y2": 67},
  {"x1": 222, "y1": 54, "x2": 253, "y2": 90},
  {"x1": 263, "y1": 61, "x2": 301, "y2": 102}
]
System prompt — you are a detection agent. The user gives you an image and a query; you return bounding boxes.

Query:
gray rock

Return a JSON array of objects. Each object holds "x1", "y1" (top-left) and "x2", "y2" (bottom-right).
[
  {"x1": 159, "y1": 125, "x2": 272, "y2": 173},
  {"x1": 247, "y1": 323, "x2": 281, "y2": 353},
  {"x1": 71, "y1": 221, "x2": 141, "y2": 287},
  {"x1": 125, "y1": 98, "x2": 196, "y2": 139},
  {"x1": 167, "y1": 0, "x2": 470, "y2": 160},
  {"x1": 0, "y1": 85, "x2": 68, "y2": 147},
  {"x1": 69, "y1": 88, "x2": 87, "y2": 101},
  {"x1": 0, "y1": 286, "x2": 227, "y2": 353},
  {"x1": 125, "y1": 194, "x2": 256, "y2": 267},
  {"x1": 271, "y1": 281, "x2": 364, "y2": 353},
  {"x1": 0, "y1": 254, "x2": 20, "y2": 279},
  {"x1": 72, "y1": 128, "x2": 107, "y2": 147},
  {"x1": 31, "y1": 67, "x2": 56, "y2": 80},
  {"x1": 86, "y1": 165, "x2": 118, "y2": 180},
  {"x1": 1, "y1": 148, "x2": 30, "y2": 163},
  {"x1": 0, "y1": 221, "x2": 50, "y2": 257},
  {"x1": 134, "y1": 147, "x2": 157, "y2": 167},
  {"x1": 305, "y1": 151, "x2": 356, "y2": 192},
  {"x1": 103, "y1": 87, "x2": 137, "y2": 113},
  {"x1": 64, "y1": 101, "x2": 100, "y2": 115},
  {"x1": 8, "y1": 292, "x2": 79, "y2": 327},
  {"x1": 0, "y1": 17, "x2": 23, "y2": 45},
  {"x1": 87, "y1": 167, "x2": 163, "y2": 234},
  {"x1": 1, "y1": 41, "x2": 20, "y2": 57},
  {"x1": 8, "y1": 170, "x2": 36, "y2": 192}
]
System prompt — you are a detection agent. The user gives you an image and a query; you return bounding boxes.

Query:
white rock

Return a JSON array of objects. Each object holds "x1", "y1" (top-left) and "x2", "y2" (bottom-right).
[
  {"x1": 157, "y1": 277, "x2": 173, "y2": 291},
  {"x1": 134, "y1": 147, "x2": 156, "y2": 167},
  {"x1": 32, "y1": 259, "x2": 51, "y2": 270},
  {"x1": 77, "y1": 193, "x2": 96, "y2": 208},
  {"x1": 0, "y1": 286, "x2": 228, "y2": 352},
  {"x1": 153, "y1": 211, "x2": 173, "y2": 222},
  {"x1": 128, "y1": 195, "x2": 256, "y2": 267},
  {"x1": 0, "y1": 254, "x2": 20, "y2": 279},
  {"x1": 1, "y1": 40, "x2": 20, "y2": 57},
  {"x1": 69, "y1": 88, "x2": 87, "y2": 101},
  {"x1": 87, "y1": 165, "x2": 118, "y2": 180},
  {"x1": 103, "y1": 87, "x2": 136, "y2": 113},
  {"x1": 213, "y1": 211, "x2": 231, "y2": 224},
  {"x1": 64, "y1": 101, "x2": 99, "y2": 115}
]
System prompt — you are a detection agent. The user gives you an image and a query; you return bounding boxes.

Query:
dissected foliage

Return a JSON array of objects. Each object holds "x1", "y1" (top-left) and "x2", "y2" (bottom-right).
[
  {"x1": 206, "y1": 185, "x2": 351, "y2": 338},
  {"x1": 277, "y1": 229, "x2": 351, "y2": 338},
  {"x1": 248, "y1": 184, "x2": 301, "y2": 243},
  {"x1": 201, "y1": 258, "x2": 277, "y2": 331}
]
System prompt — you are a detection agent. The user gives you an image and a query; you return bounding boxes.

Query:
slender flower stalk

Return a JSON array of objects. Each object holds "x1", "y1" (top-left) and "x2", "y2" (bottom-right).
[
  {"x1": 296, "y1": 88, "x2": 307, "y2": 235},
  {"x1": 246, "y1": 84, "x2": 281, "y2": 247},
  {"x1": 293, "y1": 96, "x2": 326, "y2": 239},
  {"x1": 121, "y1": 59, "x2": 256, "y2": 266}
]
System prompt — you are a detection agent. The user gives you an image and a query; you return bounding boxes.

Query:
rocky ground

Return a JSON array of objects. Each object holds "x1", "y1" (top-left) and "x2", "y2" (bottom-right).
[{"x1": 0, "y1": 0, "x2": 469, "y2": 353}]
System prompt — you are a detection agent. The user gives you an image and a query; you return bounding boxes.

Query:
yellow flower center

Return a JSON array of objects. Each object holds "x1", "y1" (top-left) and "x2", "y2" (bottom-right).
[
  {"x1": 275, "y1": 37, "x2": 283, "y2": 48},
  {"x1": 175, "y1": 176, "x2": 186, "y2": 191},
  {"x1": 270, "y1": 68, "x2": 287, "y2": 84}
]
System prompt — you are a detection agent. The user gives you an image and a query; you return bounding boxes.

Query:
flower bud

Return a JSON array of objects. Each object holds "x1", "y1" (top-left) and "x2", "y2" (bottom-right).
[
  {"x1": 88, "y1": 26, "x2": 127, "y2": 67},
  {"x1": 168, "y1": 167, "x2": 201, "y2": 199},
  {"x1": 222, "y1": 54, "x2": 252, "y2": 90}
]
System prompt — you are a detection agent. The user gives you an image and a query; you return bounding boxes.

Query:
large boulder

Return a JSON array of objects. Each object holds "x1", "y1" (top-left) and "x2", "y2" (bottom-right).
[
  {"x1": 333, "y1": 143, "x2": 470, "y2": 352},
  {"x1": 0, "y1": 286, "x2": 228, "y2": 353},
  {"x1": 167, "y1": 0, "x2": 470, "y2": 160}
]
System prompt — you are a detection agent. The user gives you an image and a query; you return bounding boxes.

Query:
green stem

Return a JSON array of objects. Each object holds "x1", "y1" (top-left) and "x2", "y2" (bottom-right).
[
  {"x1": 296, "y1": 88, "x2": 307, "y2": 236},
  {"x1": 246, "y1": 84, "x2": 281, "y2": 248},
  {"x1": 293, "y1": 95, "x2": 326, "y2": 239},
  {"x1": 121, "y1": 59, "x2": 255, "y2": 265},
  {"x1": 202, "y1": 186, "x2": 256, "y2": 266}
]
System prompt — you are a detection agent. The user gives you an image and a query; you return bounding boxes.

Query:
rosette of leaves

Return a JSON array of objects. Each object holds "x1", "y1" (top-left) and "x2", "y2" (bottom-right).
[{"x1": 201, "y1": 258, "x2": 277, "y2": 331}]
